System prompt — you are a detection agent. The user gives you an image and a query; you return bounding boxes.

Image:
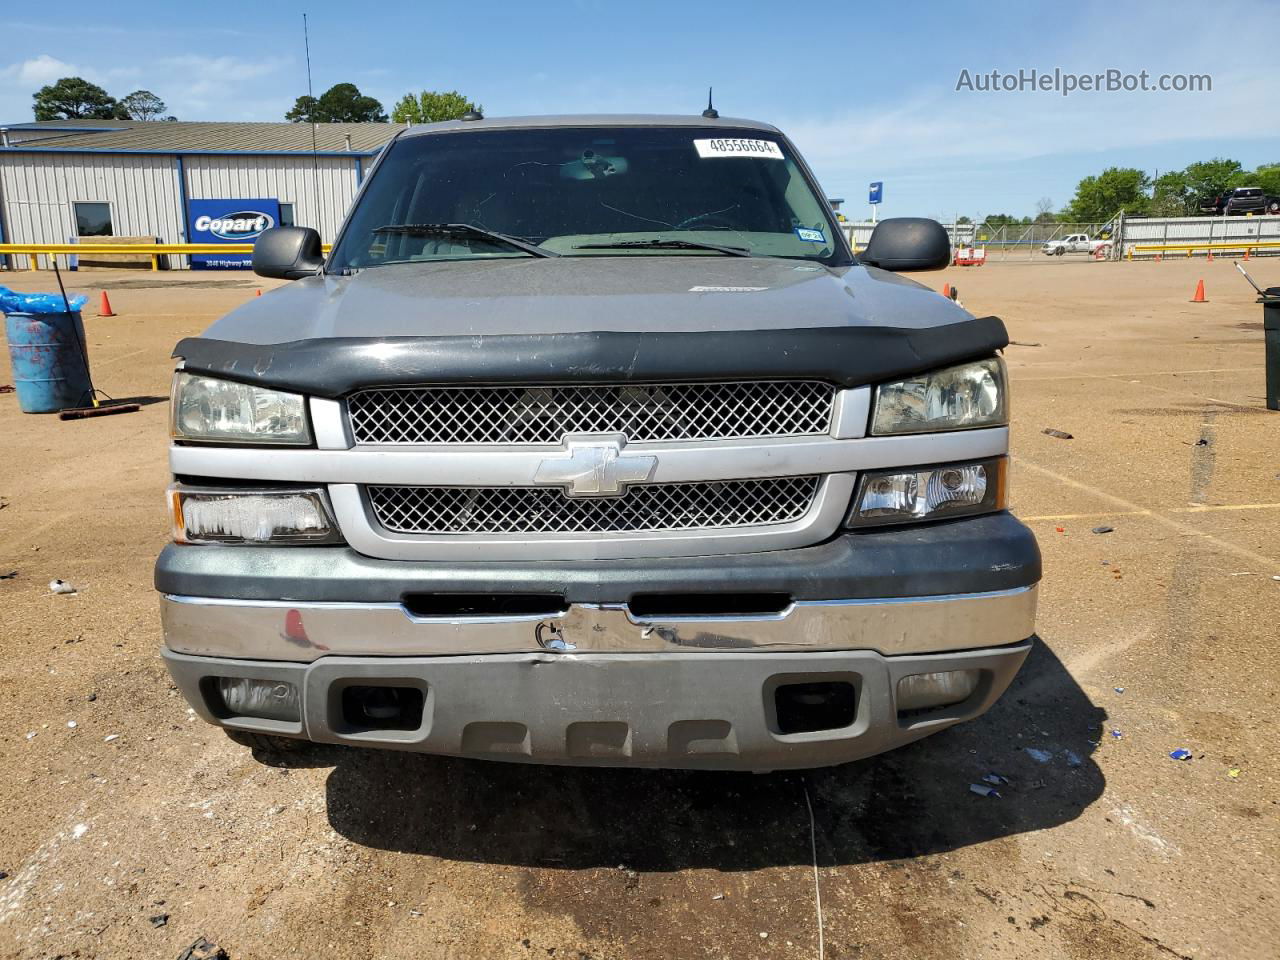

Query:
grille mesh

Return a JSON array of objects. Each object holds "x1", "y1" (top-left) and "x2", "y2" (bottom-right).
[
  {"x1": 347, "y1": 381, "x2": 835, "y2": 445},
  {"x1": 367, "y1": 476, "x2": 821, "y2": 535}
]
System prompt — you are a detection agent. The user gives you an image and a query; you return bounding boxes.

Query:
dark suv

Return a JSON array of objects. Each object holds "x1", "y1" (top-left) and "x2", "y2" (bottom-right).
[{"x1": 1224, "y1": 187, "x2": 1267, "y2": 216}]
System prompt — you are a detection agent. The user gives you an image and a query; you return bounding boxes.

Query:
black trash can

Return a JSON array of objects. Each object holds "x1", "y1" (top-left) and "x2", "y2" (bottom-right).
[{"x1": 1264, "y1": 287, "x2": 1279, "y2": 412}]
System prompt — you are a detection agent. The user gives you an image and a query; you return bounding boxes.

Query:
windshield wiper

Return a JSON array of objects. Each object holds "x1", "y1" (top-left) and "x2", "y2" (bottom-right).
[
  {"x1": 371, "y1": 223, "x2": 559, "y2": 258},
  {"x1": 572, "y1": 238, "x2": 753, "y2": 258}
]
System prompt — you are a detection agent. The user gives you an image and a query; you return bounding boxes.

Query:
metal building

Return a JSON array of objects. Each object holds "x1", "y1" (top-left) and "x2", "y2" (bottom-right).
[{"x1": 0, "y1": 119, "x2": 400, "y2": 269}]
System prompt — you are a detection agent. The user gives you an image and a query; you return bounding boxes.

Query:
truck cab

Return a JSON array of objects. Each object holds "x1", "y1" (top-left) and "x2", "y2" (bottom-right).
[{"x1": 158, "y1": 114, "x2": 1039, "y2": 770}]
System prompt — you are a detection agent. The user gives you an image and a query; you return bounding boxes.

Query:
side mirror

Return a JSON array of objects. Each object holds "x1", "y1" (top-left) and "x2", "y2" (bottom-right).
[
  {"x1": 859, "y1": 217, "x2": 951, "y2": 271},
  {"x1": 253, "y1": 227, "x2": 324, "y2": 280}
]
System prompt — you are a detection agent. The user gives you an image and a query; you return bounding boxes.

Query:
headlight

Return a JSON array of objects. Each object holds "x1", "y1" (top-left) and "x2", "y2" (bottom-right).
[
  {"x1": 871, "y1": 358, "x2": 1006, "y2": 435},
  {"x1": 845, "y1": 457, "x2": 1006, "y2": 527},
  {"x1": 171, "y1": 372, "x2": 311, "y2": 445},
  {"x1": 170, "y1": 486, "x2": 342, "y2": 544}
]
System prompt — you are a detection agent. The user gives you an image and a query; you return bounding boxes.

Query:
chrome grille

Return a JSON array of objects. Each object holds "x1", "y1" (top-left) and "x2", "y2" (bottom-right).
[
  {"x1": 347, "y1": 381, "x2": 835, "y2": 445},
  {"x1": 367, "y1": 476, "x2": 821, "y2": 535}
]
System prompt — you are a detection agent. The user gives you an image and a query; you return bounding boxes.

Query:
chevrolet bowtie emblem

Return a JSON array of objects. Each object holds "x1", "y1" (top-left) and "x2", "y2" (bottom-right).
[{"x1": 533, "y1": 436, "x2": 657, "y2": 497}]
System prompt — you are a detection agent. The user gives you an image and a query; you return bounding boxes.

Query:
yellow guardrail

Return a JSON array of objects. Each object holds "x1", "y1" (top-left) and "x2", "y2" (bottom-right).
[
  {"x1": 1129, "y1": 241, "x2": 1280, "y2": 260},
  {"x1": 0, "y1": 243, "x2": 332, "y2": 271}
]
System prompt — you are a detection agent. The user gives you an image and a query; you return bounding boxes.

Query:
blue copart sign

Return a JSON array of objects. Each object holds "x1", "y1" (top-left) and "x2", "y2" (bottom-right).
[
  {"x1": 869, "y1": 182, "x2": 883, "y2": 204},
  {"x1": 187, "y1": 198, "x2": 280, "y2": 269}
]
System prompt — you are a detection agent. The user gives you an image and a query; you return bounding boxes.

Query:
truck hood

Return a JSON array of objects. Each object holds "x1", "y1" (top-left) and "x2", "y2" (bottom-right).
[
  {"x1": 176, "y1": 257, "x2": 1007, "y2": 395},
  {"x1": 202, "y1": 256, "x2": 971, "y2": 342}
]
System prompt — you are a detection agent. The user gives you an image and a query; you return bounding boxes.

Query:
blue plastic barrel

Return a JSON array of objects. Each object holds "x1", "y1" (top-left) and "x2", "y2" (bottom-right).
[{"x1": 4, "y1": 310, "x2": 93, "y2": 413}]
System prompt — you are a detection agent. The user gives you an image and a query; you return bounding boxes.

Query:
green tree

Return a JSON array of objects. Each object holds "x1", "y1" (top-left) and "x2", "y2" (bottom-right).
[
  {"x1": 1181, "y1": 158, "x2": 1242, "y2": 204},
  {"x1": 32, "y1": 77, "x2": 117, "y2": 120},
  {"x1": 1065, "y1": 167, "x2": 1151, "y2": 221},
  {"x1": 116, "y1": 90, "x2": 169, "y2": 121},
  {"x1": 1225, "y1": 163, "x2": 1280, "y2": 196},
  {"x1": 390, "y1": 90, "x2": 480, "y2": 124},
  {"x1": 1150, "y1": 170, "x2": 1193, "y2": 216},
  {"x1": 287, "y1": 83, "x2": 387, "y2": 123}
]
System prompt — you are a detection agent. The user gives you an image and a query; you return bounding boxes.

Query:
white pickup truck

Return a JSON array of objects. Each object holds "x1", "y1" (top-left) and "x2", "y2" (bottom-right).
[{"x1": 1042, "y1": 233, "x2": 1109, "y2": 257}]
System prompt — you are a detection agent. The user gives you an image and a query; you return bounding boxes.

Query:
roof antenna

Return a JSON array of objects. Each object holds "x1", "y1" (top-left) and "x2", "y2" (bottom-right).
[
  {"x1": 702, "y1": 87, "x2": 719, "y2": 119},
  {"x1": 302, "y1": 13, "x2": 321, "y2": 223}
]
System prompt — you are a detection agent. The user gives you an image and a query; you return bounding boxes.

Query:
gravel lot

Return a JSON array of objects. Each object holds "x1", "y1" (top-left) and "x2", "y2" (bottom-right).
[{"x1": 0, "y1": 258, "x2": 1277, "y2": 959}]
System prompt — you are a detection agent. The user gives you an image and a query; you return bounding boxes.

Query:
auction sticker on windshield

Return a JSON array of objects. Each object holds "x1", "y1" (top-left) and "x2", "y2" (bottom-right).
[{"x1": 694, "y1": 138, "x2": 784, "y2": 159}]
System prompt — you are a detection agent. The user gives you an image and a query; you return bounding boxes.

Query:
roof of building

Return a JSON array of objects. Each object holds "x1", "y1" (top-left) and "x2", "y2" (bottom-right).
[
  {"x1": 0, "y1": 114, "x2": 781, "y2": 156},
  {"x1": 401, "y1": 113, "x2": 779, "y2": 139},
  {"x1": 0, "y1": 119, "x2": 401, "y2": 156}
]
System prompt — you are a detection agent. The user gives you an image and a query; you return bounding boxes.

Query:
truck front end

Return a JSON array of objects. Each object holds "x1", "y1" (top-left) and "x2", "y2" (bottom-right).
[{"x1": 157, "y1": 116, "x2": 1039, "y2": 770}]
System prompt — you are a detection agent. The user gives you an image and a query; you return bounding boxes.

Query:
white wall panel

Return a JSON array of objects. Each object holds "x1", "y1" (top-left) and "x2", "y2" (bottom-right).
[{"x1": 0, "y1": 152, "x2": 183, "y2": 268}]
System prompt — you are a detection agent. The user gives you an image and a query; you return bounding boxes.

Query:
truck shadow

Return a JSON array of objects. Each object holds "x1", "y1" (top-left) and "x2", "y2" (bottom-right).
[{"x1": 313, "y1": 638, "x2": 1105, "y2": 870}]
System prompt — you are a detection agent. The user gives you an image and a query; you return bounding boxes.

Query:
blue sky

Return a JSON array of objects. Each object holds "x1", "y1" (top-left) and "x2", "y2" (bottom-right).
[{"x1": 2, "y1": 0, "x2": 1276, "y2": 219}]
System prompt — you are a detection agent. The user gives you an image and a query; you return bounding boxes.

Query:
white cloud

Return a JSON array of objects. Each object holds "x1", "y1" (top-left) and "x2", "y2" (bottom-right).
[
  {"x1": 4, "y1": 54, "x2": 78, "y2": 87},
  {"x1": 142, "y1": 55, "x2": 293, "y2": 120}
]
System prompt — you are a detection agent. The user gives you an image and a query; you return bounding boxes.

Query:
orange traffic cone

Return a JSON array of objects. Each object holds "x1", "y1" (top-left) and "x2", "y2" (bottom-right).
[
  {"x1": 1190, "y1": 279, "x2": 1207, "y2": 303},
  {"x1": 255, "y1": 289, "x2": 262, "y2": 297},
  {"x1": 98, "y1": 291, "x2": 116, "y2": 317},
  {"x1": 1206, "y1": 251, "x2": 1214, "y2": 262},
  {"x1": 942, "y1": 283, "x2": 951, "y2": 299},
  {"x1": 1244, "y1": 248, "x2": 1250, "y2": 261}
]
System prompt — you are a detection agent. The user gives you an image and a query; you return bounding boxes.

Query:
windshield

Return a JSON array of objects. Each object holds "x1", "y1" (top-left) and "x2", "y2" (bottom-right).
[{"x1": 329, "y1": 126, "x2": 841, "y2": 271}]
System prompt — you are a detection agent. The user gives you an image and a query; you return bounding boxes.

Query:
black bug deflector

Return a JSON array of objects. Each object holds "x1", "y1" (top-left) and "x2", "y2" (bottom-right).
[{"x1": 172, "y1": 317, "x2": 1008, "y2": 397}]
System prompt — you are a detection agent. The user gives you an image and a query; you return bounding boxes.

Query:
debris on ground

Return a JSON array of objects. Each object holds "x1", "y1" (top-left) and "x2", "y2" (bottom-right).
[
  {"x1": 177, "y1": 937, "x2": 229, "y2": 960},
  {"x1": 1025, "y1": 747, "x2": 1053, "y2": 763},
  {"x1": 1194, "y1": 438, "x2": 1209, "y2": 446},
  {"x1": 982, "y1": 773, "x2": 1010, "y2": 786},
  {"x1": 1170, "y1": 748, "x2": 1193, "y2": 761},
  {"x1": 0, "y1": 384, "x2": 13, "y2": 393},
  {"x1": 67, "y1": 721, "x2": 77, "y2": 729},
  {"x1": 104, "y1": 734, "x2": 119, "y2": 742},
  {"x1": 0, "y1": 570, "x2": 16, "y2": 580},
  {"x1": 150, "y1": 914, "x2": 170, "y2": 928},
  {"x1": 0, "y1": 870, "x2": 8, "y2": 880},
  {"x1": 712, "y1": 893, "x2": 725, "y2": 901},
  {"x1": 1064, "y1": 750, "x2": 1084, "y2": 768},
  {"x1": 48, "y1": 579, "x2": 76, "y2": 595},
  {"x1": 1227, "y1": 768, "x2": 1241, "y2": 779},
  {"x1": 1043, "y1": 428, "x2": 1074, "y2": 439},
  {"x1": 1115, "y1": 687, "x2": 1126, "y2": 694},
  {"x1": 1009, "y1": 341, "x2": 1043, "y2": 347},
  {"x1": 970, "y1": 783, "x2": 1001, "y2": 798},
  {"x1": 1092, "y1": 525, "x2": 1115, "y2": 534}
]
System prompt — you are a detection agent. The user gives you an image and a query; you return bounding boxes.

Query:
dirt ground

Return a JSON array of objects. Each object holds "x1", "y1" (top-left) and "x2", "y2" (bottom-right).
[{"x1": 0, "y1": 257, "x2": 1277, "y2": 960}]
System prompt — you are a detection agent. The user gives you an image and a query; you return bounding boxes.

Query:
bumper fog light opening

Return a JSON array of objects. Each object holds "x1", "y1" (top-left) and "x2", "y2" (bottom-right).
[
  {"x1": 896, "y1": 669, "x2": 984, "y2": 721},
  {"x1": 211, "y1": 676, "x2": 301, "y2": 723}
]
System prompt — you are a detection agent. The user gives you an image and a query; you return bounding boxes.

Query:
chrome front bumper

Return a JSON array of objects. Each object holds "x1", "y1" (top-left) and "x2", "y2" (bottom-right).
[
  {"x1": 160, "y1": 585, "x2": 1038, "y2": 662},
  {"x1": 161, "y1": 585, "x2": 1037, "y2": 769},
  {"x1": 164, "y1": 642, "x2": 1032, "y2": 770}
]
